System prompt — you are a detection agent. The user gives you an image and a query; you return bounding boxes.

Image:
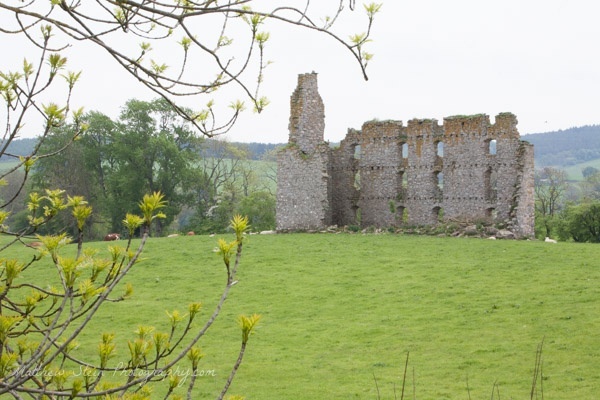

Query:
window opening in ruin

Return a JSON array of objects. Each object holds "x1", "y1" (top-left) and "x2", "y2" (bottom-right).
[
  {"x1": 484, "y1": 168, "x2": 497, "y2": 201},
  {"x1": 396, "y1": 171, "x2": 406, "y2": 201},
  {"x1": 353, "y1": 144, "x2": 361, "y2": 159},
  {"x1": 436, "y1": 141, "x2": 444, "y2": 157},
  {"x1": 401, "y1": 142, "x2": 408, "y2": 159},
  {"x1": 488, "y1": 139, "x2": 497, "y2": 155},
  {"x1": 401, "y1": 207, "x2": 408, "y2": 224},
  {"x1": 402, "y1": 172, "x2": 408, "y2": 190},
  {"x1": 486, "y1": 207, "x2": 497, "y2": 219},
  {"x1": 353, "y1": 170, "x2": 361, "y2": 191},
  {"x1": 396, "y1": 206, "x2": 406, "y2": 224},
  {"x1": 433, "y1": 206, "x2": 444, "y2": 223},
  {"x1": 435, "y1": 171, "x2": 444, "y2": 189},
  {"x1": 389, "y1": 200, "x2": 397, "y2": 215}
]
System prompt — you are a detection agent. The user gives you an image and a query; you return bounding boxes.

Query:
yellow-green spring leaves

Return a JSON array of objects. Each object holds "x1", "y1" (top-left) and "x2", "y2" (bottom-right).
[
  {"x1": 238, "y1": 314, "x2": 261, "y2": 344},
  {"x1": 1, "y1": 258, "x2": 24, "y2": 286},
  {"x1": 138, "y1": 191, "x2": 167, "y2": 225},
  {"x1": 187, "y1": 346, "x2": 204, "y2": 370},
  {"x1": 123, "y1": 213, "x2": 144, "y2": 237},
  {"x1": 215, "y1": 238, "x2": 237, "y2": 269},
  {"x1": 230, "y1": 214, "x2": 249, "y2": 243},
  {"x1": 69, "y1": 196, "x2": 92, "y2": 231},
  {"x1": 98, "y1": 333, "x2": 116, "y2": 369}
]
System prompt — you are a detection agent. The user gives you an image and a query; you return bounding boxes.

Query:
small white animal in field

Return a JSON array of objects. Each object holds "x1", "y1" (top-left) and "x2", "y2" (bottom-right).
[{"x1": 544, "y1": 237, "x2": 557, "y2": 243}]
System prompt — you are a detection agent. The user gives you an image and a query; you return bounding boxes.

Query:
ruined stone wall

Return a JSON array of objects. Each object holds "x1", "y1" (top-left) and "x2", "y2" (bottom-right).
[
  {"x1": 357, "y1": 121, "x2": 404, "y2": 227},
  {"x1": 403, "y1": 119, "x2": 445, "y2": 225},
  {"x1": 513, "y1": 142, "x2": 535, "y2": 237},
  {"x1": 276, "y1": 73, "x2": 535, "y2": 237},
  {"x1": 330, "y1": 130, "x2": 361, "y2": 226}
]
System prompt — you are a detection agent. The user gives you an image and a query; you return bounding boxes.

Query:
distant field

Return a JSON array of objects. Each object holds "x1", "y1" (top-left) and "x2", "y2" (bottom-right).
[
  {"x1": 5, "y1": 233, "x2": 600, "y2": 399},
  {"x1": 563, "y1": 158, "x2": 600, "y2": 181},
  {"x1": 0, "y1": 160, "x2": 20, "y2": 172}
]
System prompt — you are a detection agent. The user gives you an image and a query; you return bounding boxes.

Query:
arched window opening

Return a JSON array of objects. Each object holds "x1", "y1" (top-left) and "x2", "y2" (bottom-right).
[
  {"x1": 401, "y1": 143, "x2": 408, "y2": 159},
  {"x1": 436, "y1": 141, "x2": 444, "y2": 157},
  {"x1": 488, "y1": 139, "x2": 497, "y2": 155},
  {"x1": 486, "y1": 207, "x2": 497, "y2": 220},
  {"x1": 433, "y1": 206, "x2": 444, "y2": 223}
]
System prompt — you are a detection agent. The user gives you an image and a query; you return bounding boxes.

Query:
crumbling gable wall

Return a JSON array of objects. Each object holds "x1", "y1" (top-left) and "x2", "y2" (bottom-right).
[{"x1": 276, "y1": 73, "x2": 535, "y2": 237}]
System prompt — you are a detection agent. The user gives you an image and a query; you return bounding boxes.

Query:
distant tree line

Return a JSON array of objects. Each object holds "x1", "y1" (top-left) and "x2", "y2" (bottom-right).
[
  {"x1": 0, "y1": 137, "x2": 38, "y2": 161},
  {"x1": 526, "y1": 125, "x2": 600, "y2": 167},
  {"x1": 1, "y1": 135, "x2": 281, "y2": 162},
  {"x1": 10, "y1": 123, "x2": 600, "y2": 168},
  {"x1": 0, "y1": 98, "x2": 277, "y2": 239}
]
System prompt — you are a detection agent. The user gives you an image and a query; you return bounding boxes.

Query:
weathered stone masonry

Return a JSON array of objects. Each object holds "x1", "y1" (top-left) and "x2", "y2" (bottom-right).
[{"x1": 277, "y1": 73, "x2": 535, "y2": 237}]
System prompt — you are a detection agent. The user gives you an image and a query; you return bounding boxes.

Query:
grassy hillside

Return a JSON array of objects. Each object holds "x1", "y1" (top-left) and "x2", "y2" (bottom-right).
[
  {"x1": 525, "y1": 125, "x2": 600, "y2": 167},
  {"x1": 8, "y1": 233, "x2": 599, "y2": 399},
  {"x1": 563, "y1": 158, "x2": 600, "y2": 181}
]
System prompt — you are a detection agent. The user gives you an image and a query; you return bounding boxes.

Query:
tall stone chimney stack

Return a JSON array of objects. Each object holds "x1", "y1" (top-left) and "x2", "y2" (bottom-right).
[{"x1": 288, "y1": 72, "x2": 325, "y2": 154}]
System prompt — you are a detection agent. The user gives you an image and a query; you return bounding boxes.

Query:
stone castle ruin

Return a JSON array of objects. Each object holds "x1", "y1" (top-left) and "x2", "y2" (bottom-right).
[{"x1": 277, "y1": 73, "x2": 535, "y2": 237}]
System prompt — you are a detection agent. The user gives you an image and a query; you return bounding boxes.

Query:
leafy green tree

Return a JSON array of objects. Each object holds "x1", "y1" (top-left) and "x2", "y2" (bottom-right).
[
  {"x1": 236, "y1": 191, "x2": 276, "y2": 231},
  {"x1": 580, "y1": 170, "x2": 600, "y2": 201},
  {"x1": 31, "y1": 100, "x2": 208, "y2": 237},
  {"x1": 105, "y1": 98, "x2": 205, "y2": 235},
  {"x1": 582, "y1": 166, "x2": 599, "y2": 179},
  {"x1": 534, "y1": 167, "x2": 568, "y2": 238},
  {"x1": 28, "y1": 126, "x2": 100, "y2": 236},
  {"x1": 558, "y1": 201, "x2": 600, "y2": 242}
]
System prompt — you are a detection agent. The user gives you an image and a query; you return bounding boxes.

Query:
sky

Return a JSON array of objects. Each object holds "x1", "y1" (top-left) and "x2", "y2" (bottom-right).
[{"x1": 4, "y1": 0, "x2": 600, "y2": 144}]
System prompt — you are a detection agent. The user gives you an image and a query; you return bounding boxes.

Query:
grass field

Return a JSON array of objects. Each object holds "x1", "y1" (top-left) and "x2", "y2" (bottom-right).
[
  {"x1": 563, "y1": 158, "x2": 600, "y2": 181},
  {"x1": 7, "y1": 233, "x2": 600, "y2": 399}
]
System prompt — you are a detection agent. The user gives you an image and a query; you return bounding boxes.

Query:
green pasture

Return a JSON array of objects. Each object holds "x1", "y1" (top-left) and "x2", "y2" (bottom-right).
[
  {"x1": 563, "y1": 159, "x2": 600, "y2": 181},
  {"x1": 0, "y1": 160, "x2": 20, "y2": 172},
  {"x1": 6, "y1": 233, "x2": 600, "y2": 399}
]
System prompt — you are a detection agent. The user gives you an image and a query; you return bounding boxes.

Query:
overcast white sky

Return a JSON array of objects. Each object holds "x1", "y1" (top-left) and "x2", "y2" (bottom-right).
[
  {"x1": 227, "y1": 0, "x2": 600, "y2": 143},
  {"x1": 6, "y1": 0, "x2": 600, "y2": 144}
]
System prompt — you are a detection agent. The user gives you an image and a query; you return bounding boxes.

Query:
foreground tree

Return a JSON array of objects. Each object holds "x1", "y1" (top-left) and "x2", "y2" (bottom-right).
[
  {"x1": 1, "y1": 190, "x2": 260, "y2": 398},
  {"x1": 1, "y1": 1, "x2": 380, "y2": 397},
  {"x1": 1, "y1": 1, "x2": 379, "y2": 137}
]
